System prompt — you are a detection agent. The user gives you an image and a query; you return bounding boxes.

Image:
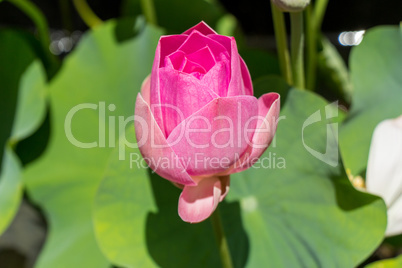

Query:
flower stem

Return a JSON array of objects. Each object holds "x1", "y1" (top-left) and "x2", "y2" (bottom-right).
[
  {"x1": 305, "y1": 5, "x2": 316, "y2": 90},
  {"x1": 72, "y1": 0, "x2": 102, "y2": 29},
  {"x1": 290, "y1": 11, "x2": 305, "y2": 89},
  {"x1": 140, "y1": 0, "x2": 158, "y2": 26},
  {"x1": 6, "y1": 0, "x2": 59, "y2": 76},
  {"x1": 305, "y1": 0, "x2": 329, "y2": 90},
  {"x1": 7, "y1": 0, "x2": 50, "y2": 49},
  {"x1": 210, "y1": 208, "x2": 233, "y2": 268},
  {"x1": 314, "y1": 0, "x2": 329, "y2": 32},
  {"x1": 270, "y1": 3, "x2": 293, "y2": 85},
  {"x1": 59, "y1": 0, "x2": 73, "y2": 32}
]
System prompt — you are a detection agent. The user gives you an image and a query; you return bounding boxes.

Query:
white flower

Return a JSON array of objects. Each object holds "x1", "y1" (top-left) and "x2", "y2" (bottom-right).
[{"x1": 366, "y1": 115, "x2": 402, "y2": 237}]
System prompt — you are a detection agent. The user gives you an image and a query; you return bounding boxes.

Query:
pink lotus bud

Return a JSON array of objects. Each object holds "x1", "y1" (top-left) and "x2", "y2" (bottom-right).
[
  {"x1": 366, "y1": 115, "x2": 402, "y2": 236},
  {"x1": 135, "y1": 22, "x2": 280, "y2": 223},
  {"x1": 271, "y1": 0, "x2": 311, "y2": 12}
]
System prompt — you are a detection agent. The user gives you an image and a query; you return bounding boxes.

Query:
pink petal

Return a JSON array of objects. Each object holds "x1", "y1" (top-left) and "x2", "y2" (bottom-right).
[
  {"x1": 166, "y1": 95, "x2": 259, "y2": 176},
  {"x1": 178, "y1": 175, "x2": 230, "y2": 223},
  {"x1": 229, "y1": 93, "x2": 280, "y2": 173},
  {"x1": 178, "y1": 30, "x2": 229, "y2": 62},
  {"x1": 150, "y1": 41, "x2": 166, "y2": 134},
  {"x1": 166, "y1": 50, "x2": 186, "y2": 70},
  {"x1": 200, "y1": 56, "x2": 230, "y2": 97},
  {"x1": 186, "y1": 46, "x2": 216, "y2": 72},
  {"x1": 182, "y1": 21, "x2": 217, "y2": 36},
  {"x1": 158, "y1": 35, "x2": 188, "y2": 68},
  {"x1": 240, "y1": 57, "x2": 253, "y2": 96},
  {"x1": 182, "y1": 58, "x2": 207, "y2": 75},
  {"x1": 135, "y1": 92, "x2": 196, "y2": 186},
  {"x1": 140, "y1": 75, "x2": 151, "y2": 105},
  {"x1": 208, "y1": 35, "x2": 232, "y2": 54},
  {"x1": 190, "y1": 72, "x2": 204, "y2": 80},
  {"x1": 209, "y1": 35, "x2": 252, "y2": 97},
  {"x1": 158, "y1": 67, "x2": 218, "y2": 137},
  {"x1": 167, "y1": 49, "x2": 212, "y2": 75}
]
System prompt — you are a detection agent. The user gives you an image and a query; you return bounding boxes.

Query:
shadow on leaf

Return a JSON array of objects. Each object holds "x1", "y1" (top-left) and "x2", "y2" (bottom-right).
[
  {"x1": 146, "y1": 170, "x2": 249, "y2": 268},
  {"x1": 330, "y1": 171, "x2": 384, "y2": 212}
]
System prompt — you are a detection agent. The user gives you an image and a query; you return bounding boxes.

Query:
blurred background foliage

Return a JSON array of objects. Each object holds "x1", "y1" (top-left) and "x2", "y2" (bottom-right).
[{"x1": 0, "y1": 0, "x2": 401, "y2": 267}]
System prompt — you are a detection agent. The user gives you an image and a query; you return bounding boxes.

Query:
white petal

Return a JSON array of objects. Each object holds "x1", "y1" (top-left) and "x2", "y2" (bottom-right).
[
  {"x1": 387, "y1": 196, "x2": 402, "y2": 236},
  {"x1": 366, "y1": 115, "x2": 402, "y2": 236}
]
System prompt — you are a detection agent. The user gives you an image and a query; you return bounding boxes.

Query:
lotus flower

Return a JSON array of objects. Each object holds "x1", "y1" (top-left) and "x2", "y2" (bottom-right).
[
  {"x1": 366, "y1": 115, "x2": 402, "y2": 236},
  {"x1": 135, "y1": 22, "x2": 280, "y2": 223}
]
